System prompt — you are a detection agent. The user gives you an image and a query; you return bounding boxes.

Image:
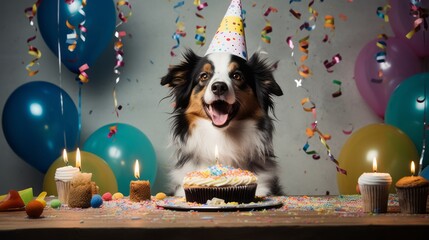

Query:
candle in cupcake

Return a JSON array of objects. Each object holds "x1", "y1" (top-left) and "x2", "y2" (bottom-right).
[
  {"x1": 54, "y1": 149, "x2": 79, "y2": 205},
  {"x1": 395, "y1": 161, "x2": 429, "y2": 214},
  {"x1": 358, "y1": 157, "x2": 392, "y2": 213},
  {"x1": 129, "y1": 159, "x2": 151, "y2": 202}
]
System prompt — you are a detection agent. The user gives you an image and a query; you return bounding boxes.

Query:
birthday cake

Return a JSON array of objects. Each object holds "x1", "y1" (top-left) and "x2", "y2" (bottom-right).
[
  {"x1": 183, "y1": 164, "x2": 257, "y2": 204},
  {"x1": 395, "y1": 176, "x2": 429, "y2": 214}
]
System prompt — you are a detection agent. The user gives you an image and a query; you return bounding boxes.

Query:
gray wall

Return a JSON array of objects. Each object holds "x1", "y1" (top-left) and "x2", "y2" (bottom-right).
[{"x1": 0, "y1": 0, "x2": 387, "y2": 196}]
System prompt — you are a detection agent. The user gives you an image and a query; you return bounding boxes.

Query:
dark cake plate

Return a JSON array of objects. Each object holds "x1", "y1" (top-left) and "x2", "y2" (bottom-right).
[{"x1": 156, "y1": 197, "x2": 283, "y2": 212}]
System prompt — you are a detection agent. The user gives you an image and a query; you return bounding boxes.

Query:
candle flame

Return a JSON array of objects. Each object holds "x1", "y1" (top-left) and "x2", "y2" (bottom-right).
[
  {"x1": 62, "y1": 149, "x2": 68, "y2": 165},
  {"x1": 134, "y1": 159, "x2": 140, "y2": 179},
  {"x1": 372, "y1": 157, "x2": 377, "y2": 173},
  {"x1": 76, "y1": 148, "x2": 81, "y2": 171},
  {"x1": 411, "y1": 161, "x2": 415, "y2": 176}
]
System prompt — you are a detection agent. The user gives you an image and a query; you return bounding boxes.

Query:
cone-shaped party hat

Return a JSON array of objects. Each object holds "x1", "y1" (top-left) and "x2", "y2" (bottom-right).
[{"x1": 205, "y1": 0, "x2": 247, "y2": 60}]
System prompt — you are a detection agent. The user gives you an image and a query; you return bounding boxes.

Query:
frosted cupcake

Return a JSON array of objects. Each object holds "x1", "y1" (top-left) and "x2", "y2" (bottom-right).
[
  {"x1": 183, "y1": 164, "x2": 258, "y2": 204},
  {"x1": 358, "y1": 172, "x2": 392, "y2": 213},
  {"x1": 395, "y1": 176, "x2": 429, "y2": 214},
  {"x1": 54, "y1": 165, "x2": 80, "y2": 204}
]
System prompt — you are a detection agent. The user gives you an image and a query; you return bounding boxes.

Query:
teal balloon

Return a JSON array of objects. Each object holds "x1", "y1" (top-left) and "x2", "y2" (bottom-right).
[
  {"x1": 82, "y1": 123, "x2": 157, "y2": 195},
  {"x1": 385, "y1": 72, "x2": 429, "y2": 170}
]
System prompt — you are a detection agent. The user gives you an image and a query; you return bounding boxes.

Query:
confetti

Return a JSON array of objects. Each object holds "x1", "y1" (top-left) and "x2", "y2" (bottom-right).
[
  {"x1": 194, "y1": 1, "x2": 208, "y2": 46},
  {"x1": 24, "y1": 0, "x2": 42, "y2": 77},
  {"x1": 376, "y1": 4, "x2": 390, "y2": 22},
  {"x1": 261, "y1": 6, "x2": 277, "y2": 44},
  {"x1": 323, "y1": 53, "x2": 342, "y2": 73},
  {"x1": 406, "y1": 2, "x2": 428, "y2": 39},
  {"x1": 331, "y1": 80, "x2": 342, "y2": 98}
]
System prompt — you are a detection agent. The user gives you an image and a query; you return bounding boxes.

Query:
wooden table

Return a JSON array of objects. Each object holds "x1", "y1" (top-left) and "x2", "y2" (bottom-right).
[{"x1": 1, "y1": 195, "x2": 428, "y2": 239}]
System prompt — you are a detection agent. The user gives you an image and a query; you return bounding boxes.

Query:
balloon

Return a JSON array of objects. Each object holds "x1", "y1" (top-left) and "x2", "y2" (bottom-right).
[
  {"x1": 354, "y1": 37, "x2": 422, "y2": 119},
  {"x1": 420, "y1": 166, "x2": 429, "y2": 181},
  {"x1": 43, "y1": 150, "x2": 118, "y2": 196},
  {"x1": 37, "y1": 0, "x2": 115, "y2": 74},
  {"x1": 82, "y1": 123, "x2": 157, "y2": 196},
  {"x1": 2, "y1": 81, "x2": 78, "y2": 173},
  {"x1": 389, "y1": 0, "x2": 429, "y2": 57},
  {"x1": 337, "y1": 123, "x2": 419, "y2": 194},
  {"x1": 385, "y1": 72, "x2": 429, "y2": 170}
]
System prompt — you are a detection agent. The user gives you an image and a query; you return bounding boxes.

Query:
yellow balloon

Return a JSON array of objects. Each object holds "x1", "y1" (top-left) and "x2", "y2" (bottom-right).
[
  {"x1": 43, "y1": 151, "x2": 118, "y2": 196},
  {"x1": 337, "y1": 123, "x2": 419, "y2": 194}
]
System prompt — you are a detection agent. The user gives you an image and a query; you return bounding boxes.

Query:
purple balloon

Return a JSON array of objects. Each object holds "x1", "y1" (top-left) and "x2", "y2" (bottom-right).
[
  {"x1": 354, "y1": 37, "x2": 422, "y2": 119},
  {"x1": 389, "y1": 0, "x2": 429, "y2": 58}
]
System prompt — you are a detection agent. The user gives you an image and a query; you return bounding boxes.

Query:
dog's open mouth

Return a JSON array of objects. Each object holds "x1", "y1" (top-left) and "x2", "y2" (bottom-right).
[{"x1": 204, "y1": 100, "x2": 238, "y2": 128}]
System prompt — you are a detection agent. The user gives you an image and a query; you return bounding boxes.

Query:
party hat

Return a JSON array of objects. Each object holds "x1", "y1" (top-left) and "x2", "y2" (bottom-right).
[{"x1": 205, "y1": 0, "x2": 247, "y2": 60}]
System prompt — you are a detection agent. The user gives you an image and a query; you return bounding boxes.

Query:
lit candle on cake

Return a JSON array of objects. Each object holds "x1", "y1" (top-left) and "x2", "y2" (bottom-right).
[
  {"x1": 358, "y1": 157, "x2": 392, "y2": 213},
  {"x1": 76, "y1": 148, "x2": 81, "y2": 172},
  {"x1": 129, "y1": 159, "x2": 151, "y2": 202},
  {"x1": 215, "y1": 145, "x2": 219, "y2": 165}
]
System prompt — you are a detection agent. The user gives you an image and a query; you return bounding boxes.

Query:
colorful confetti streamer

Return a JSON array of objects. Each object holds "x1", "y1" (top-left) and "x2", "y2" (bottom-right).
[
  {"x1": 112, "y1": 0, "x2": 132, "y2": 118},
  {"x1": 170, "y1": 1, "x2": 186, "y2": 57},
  {"x1": 24, "y1": 0, "x2": 42, "y2": 77},
  {"x1": 301, "y1": 97, "x2": 347, "y2": 175},
  {"x1": 376, "y1": 4, "x2": 390, "y2": 22},
  {"x1": 194, "y1": 1, "x2": 208, "y2": 46},
  {"x1": 406, "y1": 1, "x2": 428, "y2": 39},
  {"x1": 261, "y1": 6, "x2": 277, "y2": 44}
]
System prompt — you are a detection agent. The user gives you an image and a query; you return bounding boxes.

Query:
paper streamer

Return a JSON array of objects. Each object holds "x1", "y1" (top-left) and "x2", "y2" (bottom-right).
[
  {"x1": 113, "y1": 0, "x2": 132, "y2": 118},
  {"x1": 170, "y1": 1, "x2": 186, "y2": 57},
  {"x1": 301, "y1": 97, "x2": 347, "y2": 175},
  {"x1": 194, "y1": 1, "x2": 207, "y2": 46},
  {"x1": 406, "y1": 1, "x2": 428, "y2": 39},
  {"x1": 24, "y1": 0, "x2": 42, "y2": 77},
  {"x1": 261, "y1": 6, "x2": 277, "y2": 44},
  {"x1": 376, "y1": 4, "x2": 390, "y2": 22}
]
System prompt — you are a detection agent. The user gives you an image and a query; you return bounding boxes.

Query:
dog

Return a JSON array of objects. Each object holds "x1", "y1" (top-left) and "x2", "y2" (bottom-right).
[{"x1": 161, "y1": 49, "x2": 284, "y2": 196}]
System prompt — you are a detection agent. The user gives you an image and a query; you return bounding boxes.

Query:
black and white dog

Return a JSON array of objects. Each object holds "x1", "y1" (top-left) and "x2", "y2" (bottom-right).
[{"x1": 161, "y1": 50, "x2": 284, "y2": 196}]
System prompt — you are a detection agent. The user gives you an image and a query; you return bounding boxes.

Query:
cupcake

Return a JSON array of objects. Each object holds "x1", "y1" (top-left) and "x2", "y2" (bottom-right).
[
  {"x1": 395, "y1": 176, "x2": 429, "y2": 214},
  {"x1": 183, "y1": 164, "x2": 257, "y2": 204},
  {"x1": 54, "y1": 165, "x2": 80, "y2": 205},
  {"x1": 68, "y1": 172, "x2": 93, "y2": 208},
  {"x1": 358, "y1": 172, "x2": 392, "y2": 213}
]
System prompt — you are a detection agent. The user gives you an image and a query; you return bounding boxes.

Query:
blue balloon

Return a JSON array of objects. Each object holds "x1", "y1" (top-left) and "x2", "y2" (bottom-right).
[
  {"x1": 37, "y1": 0, "x2": 115, "y2": 74},
  {"x1": 420, "y1": 166, "x2": 429, "y2": 181},
  {"x1": 2, "y1": 81, "x2": 79, "y2": 173},
  {"x1": 82, "y1": 123, "x2": 157, "y2": 196},
  {"x1": 385, "y1": 72, "x2": 429, "y2": 170}
]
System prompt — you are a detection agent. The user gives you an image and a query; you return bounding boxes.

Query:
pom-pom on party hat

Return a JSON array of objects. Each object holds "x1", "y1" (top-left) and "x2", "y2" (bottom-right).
[{"x1": 205, "y1": 0, "x2": 247, "y2": 60}]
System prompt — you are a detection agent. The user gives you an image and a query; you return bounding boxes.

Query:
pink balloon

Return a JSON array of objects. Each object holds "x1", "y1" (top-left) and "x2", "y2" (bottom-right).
[
  {"x1": 354, "y1": 37, "x2": 422, "y2": 119},
  {"x1": 389, "y1": 0, "x2": 429, "y2": 57}
]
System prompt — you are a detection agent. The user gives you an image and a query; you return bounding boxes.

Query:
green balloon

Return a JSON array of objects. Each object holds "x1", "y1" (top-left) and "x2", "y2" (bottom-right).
[{"x1": 385, "y1": 72, "x2": 429, "y2": 170}]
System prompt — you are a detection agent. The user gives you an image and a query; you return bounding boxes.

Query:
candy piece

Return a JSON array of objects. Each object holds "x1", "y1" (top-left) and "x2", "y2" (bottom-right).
[
  {"x1": 102, "y1": 192, "x2": 112, "y2": 201},
  {"x1": 0, "y1": 190, "x2": 25, "y2": 211},
  {"x1": 90, "y1": 194, "x2": 103, "y2": 208},
  {"x1": 50, "y1": 199, "x2": 61, "y2": 209},
  {"x1": 25, "y1": 200, "x2": 44, "y2": 218},
  {"x1": 112, "y1": 192, "x2": 124, "y2": 200},
  {"x1": 155, "y1": 192, "x2": 167, "y2": 200}
]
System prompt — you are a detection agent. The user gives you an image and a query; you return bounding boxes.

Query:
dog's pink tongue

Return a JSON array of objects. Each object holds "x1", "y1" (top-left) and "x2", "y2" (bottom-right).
[{"x1": 209, "y1": 106, "x2": 228, "y2": 126}]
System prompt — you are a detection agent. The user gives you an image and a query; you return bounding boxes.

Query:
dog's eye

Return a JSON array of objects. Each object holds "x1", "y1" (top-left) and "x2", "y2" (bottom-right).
[
  {"x1": 199, "y1": 72, "x2": 209, "y2": 81},
  {"x1": 232, "y1": 72, "x2": 242, "y2": 81}
]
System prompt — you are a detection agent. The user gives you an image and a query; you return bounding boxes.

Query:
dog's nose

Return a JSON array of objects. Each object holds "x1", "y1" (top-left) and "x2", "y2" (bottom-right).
[{"x1": 211, "y1": 82, "x2": 228, "y2": 96}]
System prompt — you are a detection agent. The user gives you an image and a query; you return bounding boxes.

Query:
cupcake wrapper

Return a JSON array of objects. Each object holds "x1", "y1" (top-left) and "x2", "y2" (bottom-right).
[
  {"x1": 184, "y1": 184, "x2": 257, "y2": 204},
  {"x1": 396, "y1": 186, "x2": 429, "y2": 214},
  {"x1": 359, "y1": 184, "x2": 390, "y2": 213},
  {"x1": 55, "y1": 180, "x2": 71, "y2": 205}
]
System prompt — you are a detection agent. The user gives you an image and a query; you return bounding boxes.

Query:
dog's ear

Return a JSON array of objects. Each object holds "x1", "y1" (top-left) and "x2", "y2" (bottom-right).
[
  {"x1": 248, "y1": 53, "x2": 283, "y2": 97},
  {"x1": 161, "y1": 49, "x2": 201, "y2": 88}
]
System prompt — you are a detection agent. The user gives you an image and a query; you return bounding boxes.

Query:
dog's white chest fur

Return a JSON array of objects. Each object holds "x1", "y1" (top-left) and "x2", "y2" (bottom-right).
[{"x1": 170, "y1": 118, "x2": 271, "y2": 196}]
